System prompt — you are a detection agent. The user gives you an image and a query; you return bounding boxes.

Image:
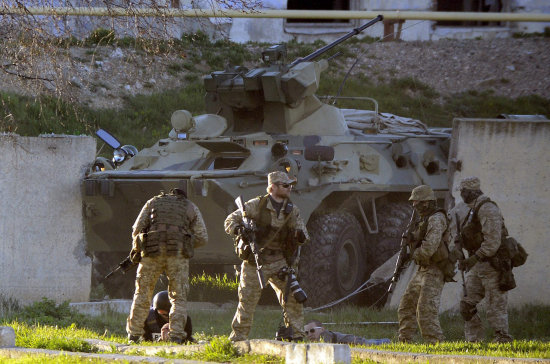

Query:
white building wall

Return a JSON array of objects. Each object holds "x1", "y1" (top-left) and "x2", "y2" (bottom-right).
[{"x1": 0, "y1": 135, "x2": 96, "y2": 304}]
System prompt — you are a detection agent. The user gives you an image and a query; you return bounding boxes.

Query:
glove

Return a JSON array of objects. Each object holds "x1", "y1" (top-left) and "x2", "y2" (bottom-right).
[
  {"x1": 458, "y1": 255, "x2": 478, "y2": 271},
  {"x1": 129, "y1": 248, "x2": 142, "y2": 264}
]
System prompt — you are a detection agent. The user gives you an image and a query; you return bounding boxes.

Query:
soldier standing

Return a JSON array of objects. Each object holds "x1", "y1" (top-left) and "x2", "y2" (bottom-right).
[
  {"x1": 224, "y1": 171, "x2": 309, "y2": 342},
  {"x1": 398, "y1": 185, "x2": 450, "y2": 343},
  {"x1": 126, "y1": 188, "x2": 207, "y2": 344},
  {"x1": 455, "y1": 176, "x2": 513, "y2": 343}
]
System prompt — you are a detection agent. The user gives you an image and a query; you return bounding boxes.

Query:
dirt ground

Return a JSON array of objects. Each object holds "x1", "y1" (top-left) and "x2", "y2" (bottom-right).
[{"x1": 0, "y1": 37, "x2": 549, "y2": 110}]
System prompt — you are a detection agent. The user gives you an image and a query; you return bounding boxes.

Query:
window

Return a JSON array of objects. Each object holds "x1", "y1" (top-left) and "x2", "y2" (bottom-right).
[
  {"x1": 436, "y1": 0, "x2": 504, "y2": 26},
  {"x1": 205, "y1": 156, "x2": 246, "y2": 170},
  {"x1": 287, "y1": 0, "x2": 350, "y2": 24}
]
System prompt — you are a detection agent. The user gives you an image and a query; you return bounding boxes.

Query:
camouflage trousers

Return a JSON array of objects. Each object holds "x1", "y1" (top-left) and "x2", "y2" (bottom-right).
[
  {"x1": 229, "y1": 259, "x2": 305, "y2": 341},
  {"x1": 398, "y1": 265, "x2": 445, "y2": 343},
  {"x1": 126, "y1": 254, "x2": 189, "y2": 341},
  {"x1": 462, "y1": 261, "x2": 512, "y2": 342}
]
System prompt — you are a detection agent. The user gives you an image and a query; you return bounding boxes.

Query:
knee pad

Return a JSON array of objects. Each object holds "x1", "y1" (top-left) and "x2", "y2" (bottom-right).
[{"x1": 460, "y1": 300, "x2": 477, "y2": 321}]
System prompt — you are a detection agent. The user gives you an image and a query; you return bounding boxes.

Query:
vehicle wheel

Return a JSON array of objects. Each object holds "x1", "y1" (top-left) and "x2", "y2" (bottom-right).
[
  {"x1": 299, "y1": 212, "x2": 366, "y2": 308},
  {"x1": 363, "y1": 202, "x2": 413, "y2": 306},
  {"x1": 369, "y1": 202, "x2": 413, "y2": 267}
]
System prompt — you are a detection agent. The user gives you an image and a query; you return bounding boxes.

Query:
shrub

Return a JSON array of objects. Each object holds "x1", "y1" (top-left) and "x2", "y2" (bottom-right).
[{"x1": 86, "y1": 28, "x2": 116, "y2": 45}]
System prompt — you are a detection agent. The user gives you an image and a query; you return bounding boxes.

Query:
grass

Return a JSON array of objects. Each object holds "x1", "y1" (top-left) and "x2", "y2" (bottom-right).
[
  {"x1": 1, "y1": 293, "x2": 549, "y2": 361},
  {"x1": 189, "y1": 273, "x2": 239, "y2": 302}
]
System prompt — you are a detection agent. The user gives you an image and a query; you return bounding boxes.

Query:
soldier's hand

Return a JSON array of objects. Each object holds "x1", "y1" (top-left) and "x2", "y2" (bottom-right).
[
  {"x1": 235, "y1": 225, "x2": 253, "y2": 241},
  {"x1": 458, "y1": 255, "x2": 478, "y2": 271},
  {"x1": 449, "y1": 247, "x2": 464, "y2": 263},
  {"x1": 129, "y1": 249, "x2": 141, "y2": 264},
  {"x1": 160, "y1": 323, "x2": 170, "y2": 341}
]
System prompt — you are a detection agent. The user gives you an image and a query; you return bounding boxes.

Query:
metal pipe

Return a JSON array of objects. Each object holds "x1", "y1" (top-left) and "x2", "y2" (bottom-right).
[{"x1": 1, "y1": 8, "x2": 549, "y2": 22}]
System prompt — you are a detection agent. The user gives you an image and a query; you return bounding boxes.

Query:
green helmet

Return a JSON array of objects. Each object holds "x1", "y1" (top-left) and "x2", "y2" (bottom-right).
[
  {"x1": 153, "y1": 291, "x2": 170, "y2": 312},
  {"x1": 409, "y1": 185, "x2": 436, "y2": 201}
]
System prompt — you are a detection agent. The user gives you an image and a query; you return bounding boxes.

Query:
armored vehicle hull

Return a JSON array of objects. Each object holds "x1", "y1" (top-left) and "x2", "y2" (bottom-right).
[{"x1": 83, "y1": 17, "x2": 452, "y2": 306}]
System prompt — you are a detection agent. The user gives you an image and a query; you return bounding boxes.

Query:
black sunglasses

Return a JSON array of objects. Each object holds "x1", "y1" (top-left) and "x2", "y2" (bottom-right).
[
  {"x1": 276, "y1": 183, "x2": 291, "y2": 188},
  {"x1": 306, "y1": 327, "x2": 322, "y2": 333}
]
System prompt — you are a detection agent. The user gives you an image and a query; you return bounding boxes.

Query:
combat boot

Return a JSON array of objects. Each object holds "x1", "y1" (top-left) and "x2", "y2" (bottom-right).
[{"x1": 128, "y1": 334, "x2": 142, "y2": 344}]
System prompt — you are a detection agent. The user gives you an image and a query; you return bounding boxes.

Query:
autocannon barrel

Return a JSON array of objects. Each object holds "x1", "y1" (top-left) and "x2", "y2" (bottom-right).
[{"x1": 289, "y1": 14, "x2": 383, "y2": 67}]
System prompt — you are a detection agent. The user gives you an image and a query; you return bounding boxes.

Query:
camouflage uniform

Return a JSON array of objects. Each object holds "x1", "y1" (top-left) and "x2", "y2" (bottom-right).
[
  {"x1": 126, "y1": 191, "x2": 207, "y2": 342},
  {"x1": 225, "y1": 173, "x2": 309, "y2": 341},
  {"x1": 458, "y1": 177, "x2": 512, "y2": 343},
  {"x1": 398, "y1": 185, "x2": 447, "y2": 343}
]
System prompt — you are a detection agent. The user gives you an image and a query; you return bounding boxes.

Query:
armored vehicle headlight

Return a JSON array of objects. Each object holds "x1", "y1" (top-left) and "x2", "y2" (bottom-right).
[{"x1": 113, "y1": 149, "x2": 126, "y2": 163}]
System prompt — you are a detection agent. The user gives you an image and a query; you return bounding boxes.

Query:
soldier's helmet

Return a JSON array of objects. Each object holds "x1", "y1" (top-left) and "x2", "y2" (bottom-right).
[
  {"x1": 409, "y1": 185, "x2": 436, "y2": 201},
  {"x1": 153, "y1": 291, "x2": 170, "y2": 312},
  {"x1": 459, "y1": 176, "x2": 481, "y2": 191}
]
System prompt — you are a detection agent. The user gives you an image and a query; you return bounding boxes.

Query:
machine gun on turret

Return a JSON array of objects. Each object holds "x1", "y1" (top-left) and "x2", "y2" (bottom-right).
[
  {"x1": 289, "y1": 15, "x2": 383, "y2": 67},
  {"x1": 203, "y1": 15, "x2": 384, "y2": 134}
]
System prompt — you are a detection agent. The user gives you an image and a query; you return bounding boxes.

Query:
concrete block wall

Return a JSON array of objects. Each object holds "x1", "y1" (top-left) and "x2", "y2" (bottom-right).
[{"x1": 0, "y1": 134, "x2": 96, "y2": 304}]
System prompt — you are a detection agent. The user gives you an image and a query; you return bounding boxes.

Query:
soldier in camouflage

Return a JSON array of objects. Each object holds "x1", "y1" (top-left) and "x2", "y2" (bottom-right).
[
  {"x1": 224, "y1": 171, "x2": 309, "y2": 342},
  {"x1": 126, "y1": 188, "x2": 208, "y2": 344},
  {"x1": 398, "y1": 185, "x2": 448, "y2": 343},
  {"x1": 455, "y1": 176, "x2": 513, "y2": 343}
]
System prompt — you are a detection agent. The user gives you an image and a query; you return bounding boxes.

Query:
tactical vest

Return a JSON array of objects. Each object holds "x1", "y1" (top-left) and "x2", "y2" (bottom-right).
[
  {"x1": 461, "y1": 198, "x2": 500, "y2": 255},
  {"x1": 410, "y1": 208, "x2": 455, "y2": 281},
  {"x1": 143, "y1": 193, "x2": 194, "y2": 258},
  {"x1": 410, "y1": 209, "x2": 450, "y2": 265},
  {"x1": 255, "y1": 194, "x2": 293, "y2": 248}
]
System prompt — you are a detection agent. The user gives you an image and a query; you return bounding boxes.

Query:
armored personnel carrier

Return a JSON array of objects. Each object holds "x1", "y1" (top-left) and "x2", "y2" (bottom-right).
[{"x1": 83, "y1": 16, "x2": 451, "y2": 306}]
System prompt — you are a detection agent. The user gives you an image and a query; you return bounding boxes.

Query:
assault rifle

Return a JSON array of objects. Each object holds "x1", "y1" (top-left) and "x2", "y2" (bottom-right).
[
  {"x1": 235, "y1": 196, "x2": 266, "y2": 289},
  {"x1": 388, "y1": 209, "x2": 417, "y2": 293},
  {"x1": 455, "y1": 212, "x2": 467, "y2": 296},
  {"x1": 104, "y1": 255, "x2": 137, "y2": 280}
]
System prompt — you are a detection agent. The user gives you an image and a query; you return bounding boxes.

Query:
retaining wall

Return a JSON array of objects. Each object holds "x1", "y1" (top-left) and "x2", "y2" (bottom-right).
[{"x1": 0, "y1": 134, "x2": 96, "y2": 304}]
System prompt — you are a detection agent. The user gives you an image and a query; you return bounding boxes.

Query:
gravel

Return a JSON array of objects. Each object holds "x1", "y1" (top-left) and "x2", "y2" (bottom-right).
[{"x1": 0, "y1": 37, "x2": 548, "y2": 109}]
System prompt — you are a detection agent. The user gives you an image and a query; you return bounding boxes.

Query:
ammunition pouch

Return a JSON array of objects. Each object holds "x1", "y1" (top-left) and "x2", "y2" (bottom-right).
[
  {"x1": 502, "y1": 236, "x2": 528, "y2": 268},
  {"x1": 460, "y1": 300, "x2": 478, "y2": 321},
  {"x1": 498, "y1": 269, "x2": 516, "y2": 292},
  {"x1": 142, "y1": 225, "x2": 194, "y2": 258}
]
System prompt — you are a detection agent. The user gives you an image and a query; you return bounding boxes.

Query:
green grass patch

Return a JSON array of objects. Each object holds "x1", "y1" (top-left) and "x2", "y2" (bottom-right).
[
  {"x1": 155, "y1": 336, "x2": 282, "y2": 363},
  {"x1": 189, "y1": 273, "x2": 239, "y2": 302},
  {"x1": 1, "y1": 294, "x2": 550, "y2": 360}
]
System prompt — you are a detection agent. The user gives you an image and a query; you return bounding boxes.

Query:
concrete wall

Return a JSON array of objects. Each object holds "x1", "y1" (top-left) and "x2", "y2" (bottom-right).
[
  {"x1": 446, "y1": 118, "x2": 550, "y2": 307},
  {"x1": 0, "y1": 134, "x2": 96, "y2": 304}
]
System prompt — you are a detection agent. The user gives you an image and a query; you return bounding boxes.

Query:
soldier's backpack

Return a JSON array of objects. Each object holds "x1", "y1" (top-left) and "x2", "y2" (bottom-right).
[{"x1": 473, "y1": 200, "x2": 528, "y2": 268}]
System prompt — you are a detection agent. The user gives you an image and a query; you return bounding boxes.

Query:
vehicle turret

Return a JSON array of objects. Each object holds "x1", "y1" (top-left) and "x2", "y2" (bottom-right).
[{"x1": 203, "y1": 15, "x2": 383, "y2": 135}]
